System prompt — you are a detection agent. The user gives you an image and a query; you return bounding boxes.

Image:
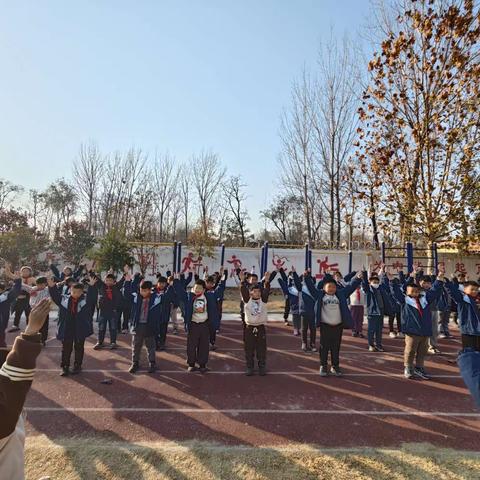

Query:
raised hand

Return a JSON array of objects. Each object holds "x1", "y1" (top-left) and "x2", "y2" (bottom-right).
[
  {"x1": 88, "y1": 275, "x2": 98, "y2": 287},
  {"x1": 264, "y1": 271, "x2": 271, "y2": 282},
  {"x1": 24, "y1": 299, "x2": 51, "y2": 336}
]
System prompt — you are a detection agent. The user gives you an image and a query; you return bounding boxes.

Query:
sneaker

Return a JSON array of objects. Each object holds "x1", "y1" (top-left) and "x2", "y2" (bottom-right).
[
  {"x1": 7, "y1": 326, "x2": 20, "y2": 333},
  {"x1": 368, "y1": 345, "x2": 377, "y2": 352},
  {"x1": 319, "y1": 366, "x2": 329, "y2": 377},
  {"x1": 187, "y1": 365, "x2": 198, "y2": 372},
  {"x1": 71, "y1": 365, "x2": 82, "y2": 375},
  {"x1": 414, "y1": 367, "x2": 430, "y2": 380},
  {"x1": 428, "y1": 346, "x2": 441, "y2": 354},
  {"x1": 245, "y1": 367, "x2": 254, "y2": 376},
  {"x1": 376, "y1": 346, "x2": 385, "y2": 352},
  {"x1": 389, "y1": 332, "x2": 397, "y2": 338},
  {"x1": 404, "y1": 366, "x2": 414, "y2": 379},
  {"x1": 397, "y1": 332, "x2": 405, "y2": 339},
  {"x1": 121, "y1": 329, "x2": 128, "y2": 334},
  {"x1": 148, "y1": 363, "x2": 156, "y2": 374},
  {"x1": 60, "y1": 367, "x2": 70, "y2": 377},
  {"x1": 310, "y1": 344, "x2": 317, "y2": 353},
  {"x1": 210, "y1": 344, "x2": 218, "y2": 351},
  {"x1": 293, "y1": 328, "x2": 300, "y2": 336},
  {"x1": 199, "y1": 366, "x2": 210, "y2": 374},
  {"x1": 438, "y1": 333, "x2": 447, "y2": 339},
  {"x1": 284, "y1": 320, "x2": 289, "y2": 326},
  {"x1": 110, "y1": 343, "x2": 118, "y2": 350},
  {"x1": 352, "y1": 331, "x2": 359, "y2": 337},
  {"x1": 258, "y1": 365, "x2": 267, "y2": 376},
  {"x1": 93, "y1": 342, "x2": 103, "y2": 350},
  {"x1": 128, "y1": 363, "x2": 139, "y2": 374},
  {"x1": 331, "y1": 366, "x2": 343, "y2": 377},
  {"x1": 302, "y1": 343, "x2": 312, "y2": 352},
  {"x1": 173, "y1": 328, "x2": 179, "y2": 335},
  {"x1": 358, "y1": 333, "x2": 365, "y2": 338}
]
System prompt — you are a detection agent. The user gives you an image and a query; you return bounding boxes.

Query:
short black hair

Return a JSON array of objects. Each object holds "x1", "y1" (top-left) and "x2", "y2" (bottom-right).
[
  {"x1": 66, "y1": 277, "x2": 76, "y2": 286},
  {"x1": 140, "y1": 281, "x2": 153, "y2": 290},
  {"x1": 406, "y1": 283, "x2": 420, "y2": 290},
  {"x1": 418, "y1": 275, "x2": 432, "y2": 283},
  {"x1": 195, "y1": 279, "x2": 206, "y2": 289},
  {"x1": 464, "y1": 281, "x2": 479, "y2": 288},
  {"x1": 369, "y1": 276, "x2": 380, "y2": 282},
  {"x1": 249, "y1": 283, "x2": 262, "y2": 291},
  {"x1": 105, "y1": 273, "x2": 116, "y2": 280},
  {"x1": 206, "y1": 275, "x2": 215, "y2": 283},
  {"x1": 323, "y1": 278, "x2": 337, "y2": 286},
  {"x1": 36, "y1": 276, "x2": 48, "y2": 285},
  {"x1": 72, "y1": 283, "x2": 84, "y2": 290},
  {"x1": 157, "y1": 276, "x2": 167, "y2": 284}
]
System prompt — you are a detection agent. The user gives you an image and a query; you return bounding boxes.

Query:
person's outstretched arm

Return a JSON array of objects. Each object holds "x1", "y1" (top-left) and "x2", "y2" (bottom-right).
[{"x1": 0, "y1": 299, "x2": 50, "y2": 441}]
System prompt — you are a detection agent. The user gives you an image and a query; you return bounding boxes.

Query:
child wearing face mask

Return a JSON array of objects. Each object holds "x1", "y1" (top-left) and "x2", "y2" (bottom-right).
[
  {"x1": 305, "y1": 270, "x2": 363, "y2": 377},
  {"x1": 362, "y1": 266, "x2": 392, "y2": 352},
  {"x1": 390, "y1": 271, "x2": 445, "y2": 380}
]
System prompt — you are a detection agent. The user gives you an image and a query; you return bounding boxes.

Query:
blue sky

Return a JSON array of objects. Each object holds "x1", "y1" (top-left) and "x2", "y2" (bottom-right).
[{"x1": 0, "y1": 0, "x2": 371, "y2": 231}]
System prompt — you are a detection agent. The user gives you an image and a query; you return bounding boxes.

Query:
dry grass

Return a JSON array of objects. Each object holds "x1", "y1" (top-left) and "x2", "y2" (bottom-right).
[
  {"x1": 26, "y1": 437, "x2": 480, "y2": 480},
  {"x1": 222, "y1": 287, "x2": 286, "y2": 314}
]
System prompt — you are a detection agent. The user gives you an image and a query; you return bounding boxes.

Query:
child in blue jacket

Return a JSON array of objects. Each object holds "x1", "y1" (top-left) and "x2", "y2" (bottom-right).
[
  {"x1": 0, "y1": 277, "x2": 22, "y2": 347},
  {"x1": 362, "y1": 267, "x2": 393, "y2": 352},
  {"x1": 444, "y1": 279, "x2": 480, "y2": 351},
  {"x1": 305, "y1": 270, "x2": 363, "y2": 377},
  {"x1": 390, "y1": 271, "x2": 445, "y2": 380},
  {"x1": 277, "y1": 268, "x2": 301, "y2": 337}
]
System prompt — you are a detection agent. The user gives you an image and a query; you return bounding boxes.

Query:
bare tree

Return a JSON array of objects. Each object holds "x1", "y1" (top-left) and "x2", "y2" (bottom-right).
[
  {"x1": 153, "y1": 152, "x2": 179, "y2": 241},
  {"x1": 190, "y1": 150, "x2": 226, "y2": 236},
  {"x1": 222, "y1": 175, "x2": 249, "y2": 246},
  {"x1": 73, "y1": 142, "x2": 103, "y2": 234},
  {"x1": 0, "y1": 178, "x2": 23, "y2": 211}
]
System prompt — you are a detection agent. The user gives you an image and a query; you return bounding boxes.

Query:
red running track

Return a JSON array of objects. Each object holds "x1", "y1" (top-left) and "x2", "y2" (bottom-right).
[{"x1": 7, "y1": 319, "x2": 480, "y2": 450}]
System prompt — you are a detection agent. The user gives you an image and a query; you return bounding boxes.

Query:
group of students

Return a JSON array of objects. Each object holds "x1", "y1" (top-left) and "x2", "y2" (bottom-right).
[
  {"x1": 1, "y1": 260, "x2": 480, "y2": 382},
  {"x1": 278, "y1": 265, "x2": 480, "y2": 380}
]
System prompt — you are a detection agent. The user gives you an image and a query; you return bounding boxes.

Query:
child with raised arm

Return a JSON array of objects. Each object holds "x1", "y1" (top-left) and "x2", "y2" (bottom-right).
[
  {"x1": 305, "y1": 270, "x2": 363, "y2": 377},
  {"x1": 277, "y1": 267, "x2": 301, "y2": 336},
  {"x1": 48, "y1": 275, "x2": 98, "y2": 376},
  {"x1": 93, "y1": 273, "x2": 123, "y2": 350},
  {"x1": 7, "y1": 266, "x2": 34, "y2": 333},
  {"x1": 0, "y1": 273, "x2": 22, "y2": 348},
  {"x1": 173, "y1": 275, "x2": 212, "y2": 373},
  {"x1": 239, "y1": 271, "x2": 271, "y2": 376},
  {"x1": 204, "y1": 267, "x2": 227, "y2": 351},
  {"x1": 390, "y1": 271, "x2": 445, "y2": 380},
  {"x1": 444, "y1": 278, "x2": 480, "y2": 351}
]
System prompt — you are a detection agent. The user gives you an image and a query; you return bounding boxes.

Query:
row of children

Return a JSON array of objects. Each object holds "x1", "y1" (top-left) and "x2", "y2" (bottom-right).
[
  {"x1": 1, "y1": 260, "x2": 479, "y2": 381},
  {"x1": 277, "y1": 264, "x2": 480, "y2": 379}
]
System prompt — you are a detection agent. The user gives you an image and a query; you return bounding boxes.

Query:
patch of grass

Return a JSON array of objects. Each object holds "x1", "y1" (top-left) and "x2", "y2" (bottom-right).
[{"x1": 26, "y1": 437, "x2": 480, "y2": 480}]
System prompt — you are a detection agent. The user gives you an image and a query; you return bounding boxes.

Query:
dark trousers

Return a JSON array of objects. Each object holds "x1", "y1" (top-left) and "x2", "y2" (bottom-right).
[
  {"x1": 292, "y1": 313, "x2": 301, "y2": 330},
  {"x1": 40, "y1": 315, "x2": 49, "y2": 344},
  {"x1": 117, "y1": 304, "x2": 131, "y2": 330},
  {"x1": 388, "y1": 312, "x2": 401, "y2": 333},
  {"x1": 283, "y1": 297, "x2": 290, "y2": 321},
  {"x1": 13, "y1": 297, "x2": 31, "y2": 327},
  {"x1": 209, "y1": 323, "x2": 217, "y2": 346},
  {"x1": 0, "y1": 315, "x2": 7, "y2": 347},
  {"x1": 301, "y1": 314, "x2": 316, "y2": 346},
  {"x1": 368, "y1": 315, "x2": 384, "y2": 347},
  {"x1": 132, "y1": 323, "x2": 156, "y2": 364},
  {"x1": 187, "y1": 321, "x2": 210, "y2": 367},
  {"x1": 156, "y1": 321, "x2": 169, "y2": 348},
  {"x1": 462, "y1": 334, "x2": 480, "y2": 351},
  {"x1": 98, "y1": 312, "x2": 117, "y2": 344},
  {"x1": 319, "y1": 323, "x2": 343, "y2": 368},
  {"x1": 61, "y1": 337, "x2": 85, "y2": 368},
  {"x1": 244, "y1": 324, "x2": 266, "y2": 369}
]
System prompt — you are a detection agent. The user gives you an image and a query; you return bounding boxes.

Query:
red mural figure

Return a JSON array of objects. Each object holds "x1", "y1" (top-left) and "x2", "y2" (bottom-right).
[
  {"x1": 272, "y1": 254, "x2": 288, "y2": 270},
  {"x1": 226, "y1": 255, "x2": 243, "y2": 277},
  {"x1": 455, "y1": 262, "x2": 467, "y2": 275},
  {"x1": 181, "y1": 252, "x2": 203, "y2": 274},
  {"x1": 391, "y1": 260, "x2": 404, "y2": 272},
  {"x1": 316, "y1": 256, "x2": 339, "y2": 280}
]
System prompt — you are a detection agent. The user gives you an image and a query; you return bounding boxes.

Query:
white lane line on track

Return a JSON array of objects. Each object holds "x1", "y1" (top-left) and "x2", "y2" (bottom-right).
[
  {"x1": 23, "y1": 407, "x2": 480, "y2": 417},
  {"x1": 33, "y1": 369, "x2": 462, "y2": 378}
]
